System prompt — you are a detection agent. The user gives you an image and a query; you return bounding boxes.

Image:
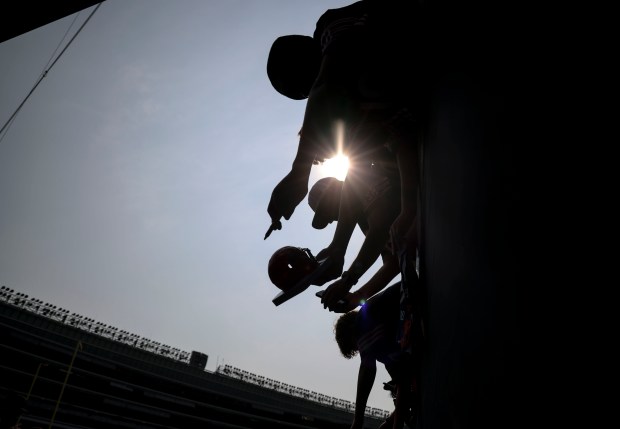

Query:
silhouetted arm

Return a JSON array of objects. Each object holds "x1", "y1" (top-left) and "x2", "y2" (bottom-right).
[
  {"x1": 351, "y1": 357, "x2": 376, "y2": 429},
  {"x1": 267, "y1": 52, "x2": 359, "y2": 225},
  {"x1": 322, "y1": 180, "x2": 399, "y2": 310}
]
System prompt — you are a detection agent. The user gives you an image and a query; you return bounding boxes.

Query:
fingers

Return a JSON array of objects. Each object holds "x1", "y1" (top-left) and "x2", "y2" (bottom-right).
[
  {"x1": 320, "y1": 283, "x2": 335, "y2": 309},
  {"x1": 263, "y1": 219, "x2": 282, "y2": 240},
  {"x1": 268, "y1": 195, "x2": 296, "y2": 222},
  {"x1": 319, "y1": 288, "x2": 330, "y2": 309},
  {"x1": 320, "y1": 280, "x2": 348, "y2": 310},
  {"x1": 268, "y1": 173, "x2": 309, "y2": 224},
  {"x1": 267, "y1": 183, "x2": 290, "y2": 222}
]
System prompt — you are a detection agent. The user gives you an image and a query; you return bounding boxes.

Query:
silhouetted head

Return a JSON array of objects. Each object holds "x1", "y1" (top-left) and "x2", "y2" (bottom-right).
[
  {"x1": 308, "y1": 177, "x2": 343, "y2": 229},
  {"x1": 267, "y1": 35, "x2": 321, "y2": 100},
  {"x1": 334, "y1": 310, "x2": 359, "y2": 359}
]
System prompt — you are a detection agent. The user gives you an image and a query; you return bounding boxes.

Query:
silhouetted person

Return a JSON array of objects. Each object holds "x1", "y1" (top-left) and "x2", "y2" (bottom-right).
[
  {"x1": 265, "y1": 0, "x2": 420, "y2": 256},
  {"x1": 334, "y1": 282, "x2": 418, "y2": 429},
  {"x1": 307, "y1": 171, "x2": 405, "y2": 311},
  {"x1": 308, "y1": 169, "x2": 422, "y2": 361}
]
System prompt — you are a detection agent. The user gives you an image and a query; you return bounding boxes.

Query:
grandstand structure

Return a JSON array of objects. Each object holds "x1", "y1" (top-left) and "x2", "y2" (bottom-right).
[{"x1": 0, "y1": 286, "x2": 390, "y2": 428}]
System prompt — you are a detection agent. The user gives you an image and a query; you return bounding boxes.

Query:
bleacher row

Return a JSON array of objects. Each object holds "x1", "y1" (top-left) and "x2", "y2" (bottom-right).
[
  {"x1": 0, "y1": 286, "x2": 192, "y2": 363},
  {"x1": 0, "y1": 285, "x2": 390, "y2": 420},
  {"x1": 216, "y1": 364, "x2": 389, "y2": 419}
]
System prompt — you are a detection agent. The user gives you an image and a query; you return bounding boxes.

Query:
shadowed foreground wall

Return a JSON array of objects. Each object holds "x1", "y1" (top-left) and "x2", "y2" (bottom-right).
[{"x1": 416, "y1": 1, "x2": 535, "y2": 428}]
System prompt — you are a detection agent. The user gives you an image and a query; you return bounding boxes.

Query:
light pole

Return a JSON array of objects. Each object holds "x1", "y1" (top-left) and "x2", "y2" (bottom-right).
[{"x1": 48, "y1": 340, "x2": 82, "y2": 429}]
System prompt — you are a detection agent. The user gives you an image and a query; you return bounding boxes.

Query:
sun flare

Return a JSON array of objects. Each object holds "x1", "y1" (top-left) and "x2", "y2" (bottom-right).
[
  {"x1": 321, "y1": 154, "x2": 350, "y2": 181},
  {"x1": 318, "y1": 120, "x2": 349, "y2": 181}
]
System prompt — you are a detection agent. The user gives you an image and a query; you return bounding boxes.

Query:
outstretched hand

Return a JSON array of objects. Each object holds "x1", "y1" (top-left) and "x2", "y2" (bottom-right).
[
  {"x1": 315, "y1": 247, "x2": 331, "y2": 262},
  {"x1": 320, "y1": 277, "x2": 353, "y2": 311},
  {"x1": 267, "y1": 171, "x2": 308, "y2": 224},
  {"x1": 312, "y1": 248, "x2": 344, "y2": 286},
  {"x1": 330, "y1": 292, "x2": 360, "y2": 313}
]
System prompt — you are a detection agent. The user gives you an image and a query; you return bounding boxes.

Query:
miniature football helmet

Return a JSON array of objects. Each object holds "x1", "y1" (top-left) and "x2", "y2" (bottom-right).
[{"x1": 268, "y1": 246, "x2": 319, "y2": 291}]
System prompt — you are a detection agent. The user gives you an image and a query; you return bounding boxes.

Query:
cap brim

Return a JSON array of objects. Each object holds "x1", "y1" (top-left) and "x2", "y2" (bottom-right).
[{"x1": 312, "y1": 212, "x2": 330, "y2": 230}]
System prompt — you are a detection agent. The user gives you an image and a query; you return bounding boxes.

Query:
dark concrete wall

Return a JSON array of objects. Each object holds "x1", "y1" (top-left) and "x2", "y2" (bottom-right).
[{"x1": 417, "y1": 1, "x2": 534, "y2": 428}]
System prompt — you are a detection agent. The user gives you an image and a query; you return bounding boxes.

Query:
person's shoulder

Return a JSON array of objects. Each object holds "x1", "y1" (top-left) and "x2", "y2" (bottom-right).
[
  {"x1": 365, "y1": 0, "x2": 419, "y2": 17},
  {"x1": 321, "y1": 0, "x2": 367, "y2": 18},
  {"x1": 314, "y1": 1, "x2": 368, "y2": 37}
]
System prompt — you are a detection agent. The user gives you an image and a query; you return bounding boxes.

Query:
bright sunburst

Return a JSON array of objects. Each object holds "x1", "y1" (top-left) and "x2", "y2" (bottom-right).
[
  {"x1": 321, "y1": 154, "x2": 350, "y2": 181},
  {"x1": 319, "y1": 120, "x2": 349, "y2": 180}
]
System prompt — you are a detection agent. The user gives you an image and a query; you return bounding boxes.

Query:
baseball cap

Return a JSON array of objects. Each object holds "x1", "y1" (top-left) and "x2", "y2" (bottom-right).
[
  {"x1": 308, "y1": 177, "x2": 343, "y2": 229},
  {"x1": 267, "y1": 35, "x2": 321, "y2": 100}
]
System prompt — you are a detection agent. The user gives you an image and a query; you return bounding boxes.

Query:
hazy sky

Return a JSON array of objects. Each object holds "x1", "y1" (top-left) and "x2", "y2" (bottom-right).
[{"x1": 0, "y1": 0, "x2": 394, "y2": 411}]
